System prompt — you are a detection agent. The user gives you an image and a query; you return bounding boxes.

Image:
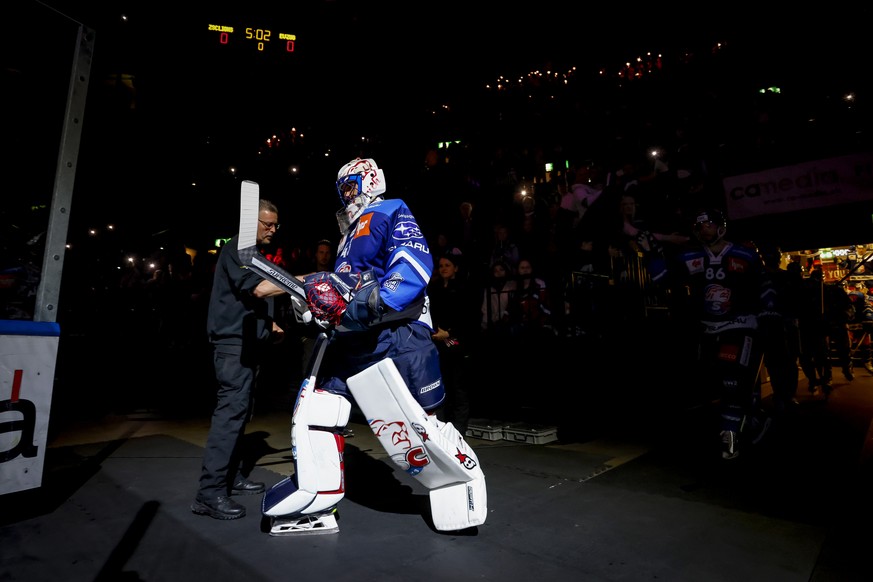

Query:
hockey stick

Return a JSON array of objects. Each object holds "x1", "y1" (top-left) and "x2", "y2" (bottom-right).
[{"x1": 238, "y1": 180, "x2": 311, "y2": 322}]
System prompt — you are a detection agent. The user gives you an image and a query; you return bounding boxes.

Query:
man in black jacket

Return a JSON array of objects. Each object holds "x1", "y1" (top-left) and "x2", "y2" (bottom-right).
[{"x1": 191, "y1": 199, "x2": 288, "y2": 520}]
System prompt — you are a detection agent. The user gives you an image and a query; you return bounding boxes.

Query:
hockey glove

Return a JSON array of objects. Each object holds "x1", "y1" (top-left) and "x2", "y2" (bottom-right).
[
  {"x1": 303, "y1": 270, "x2": 383, "y2": 331},
  {"x1": 303, "y1": 271, "x2": 357, "y2": 329},
  {"x1": 339, "y1": 270, "x2": 384, "y2": 331}
]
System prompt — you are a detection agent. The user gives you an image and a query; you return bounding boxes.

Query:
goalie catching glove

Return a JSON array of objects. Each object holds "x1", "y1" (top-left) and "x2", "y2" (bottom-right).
[{"x1": 303, "y1": 270, "x2": 383, "y2": 330}]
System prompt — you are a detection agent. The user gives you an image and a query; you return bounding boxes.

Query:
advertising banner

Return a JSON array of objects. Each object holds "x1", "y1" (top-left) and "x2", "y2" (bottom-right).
[
  {"x1": 723, "y1": 152, "x2": 873, "y2": 220},
  {"x1": 0, "y1": 320, "x2": 60, "y2": 495}
]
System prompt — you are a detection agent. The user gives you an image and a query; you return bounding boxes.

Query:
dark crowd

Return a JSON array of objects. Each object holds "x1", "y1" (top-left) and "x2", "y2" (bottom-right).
[{"x1": 10, "y1": 152, "x2": 869, "y2": 450}]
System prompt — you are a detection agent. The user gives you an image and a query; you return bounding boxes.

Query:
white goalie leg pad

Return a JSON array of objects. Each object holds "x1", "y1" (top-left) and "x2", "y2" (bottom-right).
[
  {"x1": 347, "y1": 359, "x2": 487, "y2": 531},
  {"x1": 262, "y1": 382, "x2": 351, "y2": 521}
]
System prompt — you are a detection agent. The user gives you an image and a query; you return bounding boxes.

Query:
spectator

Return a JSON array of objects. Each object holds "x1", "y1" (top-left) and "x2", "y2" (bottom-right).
[
  {"x1": 757, "y1": 241, "x2": 802, "y2": 415},
  {"x1": 429, "y1": 251, "x2": 480, "y2": 435},
  {"x1": 561, "y1": 164, "x2": 605, "y2": 230},
  {"x1": 312, "y1": 238, "x2": 334, "y2": 273},
  {"x1": 847, "y1": 281, "x2": 873, "y2": 375},
  {"x1": 509, "y1": 257, "x2": 554, "y2": 337},
  {"x1": 797, "y1": 266, "x2": 835, "y2": 396},
  {"x1": 825, "y1": 279, "x2": 855, "y2": 382},
  {"x1": 608, "y1": 190, "x2": 690, "y2": 326},
  {"x1": 449, "y1": 201, "x2": 486, "y2": 283},
  {"x1": 487, "y1": 222, "x2": 520, "y2": 274},
  {"x1": 431, "y1": 231, "x2": 462, "y2": 264},
  {"x1": 481, "y1": 260, "x2": 517, "y2": 335},
  {"x1": 515, "y1": 195, "x2": 549, "y2": 269}
]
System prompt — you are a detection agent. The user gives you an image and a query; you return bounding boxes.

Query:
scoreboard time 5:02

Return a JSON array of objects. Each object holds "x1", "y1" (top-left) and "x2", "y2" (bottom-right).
[{"x1": 207, "y1": 23, "x2": 297, "y2": 53}]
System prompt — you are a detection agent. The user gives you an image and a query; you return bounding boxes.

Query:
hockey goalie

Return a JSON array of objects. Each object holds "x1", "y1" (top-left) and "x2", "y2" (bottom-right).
[{"x1": 241, "y1": 158, "x2": 487, "y2": 536}]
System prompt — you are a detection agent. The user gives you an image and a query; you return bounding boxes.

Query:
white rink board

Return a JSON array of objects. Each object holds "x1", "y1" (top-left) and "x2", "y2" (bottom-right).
[{"x1": 0, "y1": 321, "x2": 60, "y2": 494}]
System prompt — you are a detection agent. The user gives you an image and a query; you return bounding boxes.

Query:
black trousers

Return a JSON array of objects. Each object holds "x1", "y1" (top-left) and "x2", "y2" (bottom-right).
[{"x1": 197, "y1": 345, "x2": 256, "y2": 500}]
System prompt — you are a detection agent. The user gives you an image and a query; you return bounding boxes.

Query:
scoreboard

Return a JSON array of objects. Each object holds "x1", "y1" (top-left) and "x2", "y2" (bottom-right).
[{"x1": 207, "y1": 23, "x2": 296, "y2": 53}]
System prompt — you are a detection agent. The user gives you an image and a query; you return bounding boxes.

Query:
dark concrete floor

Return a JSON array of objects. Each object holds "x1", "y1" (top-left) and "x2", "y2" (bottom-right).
[{"x1": 3, "y1": 328, "x2": 873, "y2": 581}]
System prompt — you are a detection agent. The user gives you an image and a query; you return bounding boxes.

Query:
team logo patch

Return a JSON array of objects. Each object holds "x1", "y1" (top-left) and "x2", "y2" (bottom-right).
[
  {"x1": 455, "y1": 449, "x2": 478, "y2": 470},
  {"x1": 704, "y1": 284, "x2": 731, "y2": 315},
  {"x1": 412, "y1": 422, "x2": 431, "y2": 442},
  {"x1": 393, "y1": 221, "x2": 422, "y2": 240},
  {"x1": 370, "y1": 418, "x2": 430, "y2": 475},
  {"x1": 685, "y1": 256, "x2": 704, "y2": 274},
  {"x1": 384, "y1": 272, "x2": 404, "y2": 292}
]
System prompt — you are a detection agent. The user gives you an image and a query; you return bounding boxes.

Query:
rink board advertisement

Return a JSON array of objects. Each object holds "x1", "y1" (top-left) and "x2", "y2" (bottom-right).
[
  {"x1": 723, "y1": 152, "x2": 873, "y2": 220},
  {"x1": 0, "y1": 320, "x2": 60, "y2": 495}
]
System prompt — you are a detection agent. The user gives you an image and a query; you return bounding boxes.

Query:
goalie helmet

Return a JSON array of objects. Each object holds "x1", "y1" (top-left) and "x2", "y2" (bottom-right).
[
  {"x1": 335, "y1": 158, "x2": 386, "y2": 231},
  {"x1": 692, "y1": 208, "x2": 727, "y2": 246}
]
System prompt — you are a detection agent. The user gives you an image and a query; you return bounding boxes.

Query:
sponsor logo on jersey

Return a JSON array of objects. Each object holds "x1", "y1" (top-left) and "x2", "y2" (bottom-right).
[
  {"x1": 728, "y1": 257, "x2": 747, "y2": 272},
  {"x1": 393, "y1": 221, "x2": 422, "y2": 240},
  {"x1": 420, "y1": 378, "x2": 441, "y2": 393},
  {"x1": 353, "y1": 214, "x2": 373, "y2": 239},
  {"x1": 718, "y1": 343, "x2": 739, "y2": 362},
  {"x1": 384, "y1": 272, "x2": 404, "y2": 292},
  {"x1": 685, "y1": 256, "x2": 704, "y2": 274},
  {"x1": 401, "y1": 240, "x2": 429, "y2": 253}
]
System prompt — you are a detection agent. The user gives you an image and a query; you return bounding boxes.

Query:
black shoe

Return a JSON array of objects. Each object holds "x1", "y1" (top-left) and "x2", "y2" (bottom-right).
[
  {"x1": 191, "y1": 495, "x2": 246, "y2": 520},
  {"x1": 843, "y1": 365, "x2": 855, "y2": 381},
  {"x1": 232, "y1": 477, "x2": 265, "y2": 495}
]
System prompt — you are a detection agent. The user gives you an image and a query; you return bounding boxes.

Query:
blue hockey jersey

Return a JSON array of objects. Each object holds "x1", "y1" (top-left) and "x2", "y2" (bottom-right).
[
  {"x1": 335, "y1": 198, "x2": 433, "y2": 327},
  {"x1": 648, "y1": 241, "x2": 775, "y2": 323}
]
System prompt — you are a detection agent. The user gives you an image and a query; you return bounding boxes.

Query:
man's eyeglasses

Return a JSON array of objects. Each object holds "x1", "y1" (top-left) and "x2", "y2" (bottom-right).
[{"x1": 259, "y1": 219, "x2": 280, "y2": 231}]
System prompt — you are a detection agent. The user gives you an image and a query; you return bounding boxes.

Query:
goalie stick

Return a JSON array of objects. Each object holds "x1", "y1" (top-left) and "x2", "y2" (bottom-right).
[{"x1": 238, "y1": 180, "x2": 312, "y2": 323}]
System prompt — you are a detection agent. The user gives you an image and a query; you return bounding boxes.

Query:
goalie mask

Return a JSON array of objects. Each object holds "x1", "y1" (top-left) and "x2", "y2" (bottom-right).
[{"x1": 335, "y1": 158, "x2": 386, "y2": 232}]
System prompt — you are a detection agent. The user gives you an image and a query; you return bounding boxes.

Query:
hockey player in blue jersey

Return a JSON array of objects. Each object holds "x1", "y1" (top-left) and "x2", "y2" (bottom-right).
[
  {"x1": 644, "y1": 209, "x2": 777, "y2": 460},
  {"x1": 309, "y1": 157, "x2": 444, "y2": 411},
  {"x1": 261, "y1": 158, "x2": 486, "y2": 535}
]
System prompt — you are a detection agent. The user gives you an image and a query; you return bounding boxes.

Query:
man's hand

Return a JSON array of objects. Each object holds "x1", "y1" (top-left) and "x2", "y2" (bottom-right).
[
  {"x1": 432, "y1": 327, "x2": 450, "y2": 341},
  {"x1": 271, "y1": 322, "x2": 285, "y2": 343}
]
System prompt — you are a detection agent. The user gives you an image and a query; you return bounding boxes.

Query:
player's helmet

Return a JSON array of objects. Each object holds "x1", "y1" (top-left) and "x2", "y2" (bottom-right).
[
  {"x1": 335, "y1": 158, "x2": 386, "y2": 229},
  {"x1": 692, "y1": 208, "x2": 727, "y2": 246}
]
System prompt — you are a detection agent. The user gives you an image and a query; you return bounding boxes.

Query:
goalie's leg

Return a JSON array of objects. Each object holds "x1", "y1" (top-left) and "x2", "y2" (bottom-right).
[
  {"x1": 348, "y1": 358, "x2": 487, "y2": 532},
  {"x1": 262, "y1": 382, "x2": 351, "y2": 536}
]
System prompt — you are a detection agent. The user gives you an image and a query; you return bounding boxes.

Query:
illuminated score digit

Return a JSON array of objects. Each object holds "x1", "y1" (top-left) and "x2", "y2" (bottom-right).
[
  {"x1": 279, "y1": 32, "x2": 296, "y2": 52},
  {"x1": 245, "y1": 28, "x2": 272, "y2": 51},
  {"x1": 207, "y1": 23, "x2": 234, "y2": 45}
]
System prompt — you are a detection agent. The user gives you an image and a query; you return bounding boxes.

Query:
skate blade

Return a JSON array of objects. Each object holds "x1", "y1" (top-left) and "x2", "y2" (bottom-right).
[{"x1": 269, "y1": 513, "x2": 339, "y2": 536}]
